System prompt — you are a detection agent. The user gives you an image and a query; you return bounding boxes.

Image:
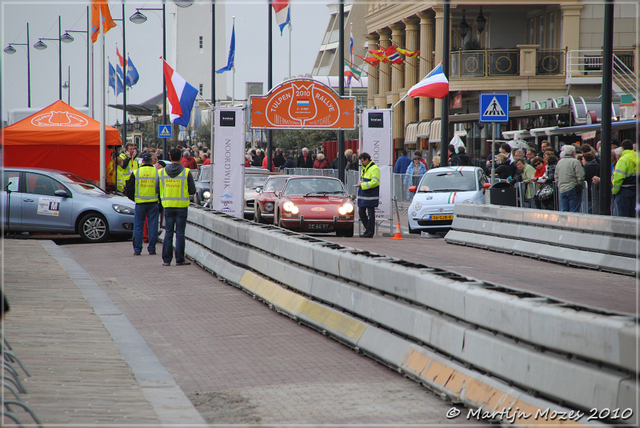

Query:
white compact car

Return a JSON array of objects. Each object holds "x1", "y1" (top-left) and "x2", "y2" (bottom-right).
[{"x1": 407, "y1": 166, "x2": 489, "y2": 234}]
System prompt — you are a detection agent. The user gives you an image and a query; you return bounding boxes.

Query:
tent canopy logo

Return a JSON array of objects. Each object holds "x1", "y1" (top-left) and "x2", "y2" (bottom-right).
[{"x1": 31, "y1": 111, "x2": 89, "y2": 127}]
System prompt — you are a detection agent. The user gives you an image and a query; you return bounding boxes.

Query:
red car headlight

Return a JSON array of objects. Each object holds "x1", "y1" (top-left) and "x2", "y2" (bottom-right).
[{"x1": 283, "y1": 201, "x2": 299, "y2": 214}]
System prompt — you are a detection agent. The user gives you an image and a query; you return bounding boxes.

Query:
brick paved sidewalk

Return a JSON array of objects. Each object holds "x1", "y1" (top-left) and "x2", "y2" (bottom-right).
[
  {"x1": 3, "y1": 238, "x2": 484, "y2": 426},
  {"x1": 3, "y1": 240, "x2": 160, "y2": 425},
  {"x1": 61, "y1": 240, "x2": 481, "y2": 425}
]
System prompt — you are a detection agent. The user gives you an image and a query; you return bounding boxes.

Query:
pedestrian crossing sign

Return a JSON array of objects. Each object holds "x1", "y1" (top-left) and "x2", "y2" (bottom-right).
[
  {"x1": 479, "y1": 93, "x2": 509, "y2": 123},
  {"x1": 158, "y1": 125, "x2": 172, "y2": 139}
]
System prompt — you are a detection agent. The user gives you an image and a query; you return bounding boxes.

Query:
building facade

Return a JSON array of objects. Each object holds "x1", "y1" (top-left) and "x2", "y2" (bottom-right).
[{"x1": 363, "y1": 1, "x2": 637, "y2": 161}]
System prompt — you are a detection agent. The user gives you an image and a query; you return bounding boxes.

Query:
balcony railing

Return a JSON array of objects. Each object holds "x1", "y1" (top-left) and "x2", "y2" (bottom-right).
[
  {"x1": 566, "y1": 49, "x2": 637, "y2": 97},
  {"x1": 536, "y1": 49, "x2": 565, "y2": 75},
  {"x1": 450, "y1": 47, "x2": 566, "y2": 78}
]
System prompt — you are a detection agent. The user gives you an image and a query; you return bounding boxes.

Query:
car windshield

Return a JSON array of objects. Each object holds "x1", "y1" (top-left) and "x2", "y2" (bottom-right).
[
  {"x1": 198, "y1": 166, "x2": 212, "y2": 183},
  {"x1": 418, "y1": 170, "x2": 477, "y2": 193},
  {"x1": 245, "y1": 174, "x2": 270, "y2": 189},
  {"x1": 263, "y1": 176, "x2": 289, "y2": 192},
  {"x1": 55, "y1": 173, "x2": 107, "y2": 195},
  {"x1": 283, "y1": 178, "x2": 345, "y2": 196}
]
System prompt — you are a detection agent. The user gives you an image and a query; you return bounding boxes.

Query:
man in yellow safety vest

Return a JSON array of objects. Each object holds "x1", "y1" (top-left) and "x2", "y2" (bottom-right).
[
  {"x1": 117, "y1": 142, "x2": 139, "y2": 192},
  {"x1": 126, "y1": 152, "x2": 160, "y2": 256},
  {"x1": 159, "y1": 148, "x2": 196, "y2": 266}
]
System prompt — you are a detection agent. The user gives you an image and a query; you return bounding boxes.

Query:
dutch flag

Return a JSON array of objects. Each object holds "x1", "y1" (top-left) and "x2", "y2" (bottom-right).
[
  {"x1": 162, "y1": 59, "x2": 199, "y2": 127},
  {"x1": 272, "y1": 0, "x2": 290, "y2": 35},
  {"x1": 407, "y1": 62, "x2": 449, "y2": 100}
]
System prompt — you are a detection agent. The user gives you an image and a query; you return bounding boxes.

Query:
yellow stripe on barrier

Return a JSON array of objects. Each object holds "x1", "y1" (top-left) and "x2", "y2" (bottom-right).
[
  {"x1": 239, "y1": 271, "x2": 305, "y2": 315},
  {"x1": 400, "y1": 347, "x2": 586, "y2": 427},
  {"x1": 299, "y1": 300, "x2": 367, "y2": 340}
]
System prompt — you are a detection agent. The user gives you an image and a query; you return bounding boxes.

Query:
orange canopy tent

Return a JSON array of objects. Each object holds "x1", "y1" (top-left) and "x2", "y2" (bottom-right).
[{"x1": 3, "y1": 100, "x2": 122, "y2": 183}]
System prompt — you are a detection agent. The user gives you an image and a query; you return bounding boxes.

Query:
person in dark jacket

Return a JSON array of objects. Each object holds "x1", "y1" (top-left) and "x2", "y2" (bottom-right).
[
  {"x1": 297, "y1": 148, "x2": 314, "y2": 168},
  {"x1": 456, "y1": 146, "x2": 471, "y2": 166},
  {"x1": 448, "y1": 145, "x2": 462, "y2": 166},
  {"x1": 273, "y1": 149, "x2": 285, "y2": 169},
  {"x1": 159, "y1": 148, "x2": 197, "y2": 266},
  {"x1": 394, "y1": 150, "x2": 412, "y2": 174},
  {"x1": 282, "y1": 153, "x2": 296, "y2": 169}
]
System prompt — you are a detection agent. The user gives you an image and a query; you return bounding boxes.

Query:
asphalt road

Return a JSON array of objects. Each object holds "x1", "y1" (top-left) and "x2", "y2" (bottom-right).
[{"x1": 324, "y1": 233, "x2": 637, "y2": 315}]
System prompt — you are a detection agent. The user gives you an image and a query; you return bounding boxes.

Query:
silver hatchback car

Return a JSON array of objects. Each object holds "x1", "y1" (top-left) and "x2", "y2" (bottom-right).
[{"x1": 3, "y1": 168, "x2": 135, "y2": 243}]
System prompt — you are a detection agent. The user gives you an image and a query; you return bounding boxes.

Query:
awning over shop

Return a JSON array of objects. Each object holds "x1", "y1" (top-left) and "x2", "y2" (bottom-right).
[
  {"x1": 546, "y1": 119, "x2": 637, "y2": 136},
  {"x1": 502, "y1": 130, "x2": 531, "y2": 140},
  {"x1": 416, "y1": 120, "x2": 431, "y2": 138},
  {"x1": 429, "y1": 120, "x2": 441, "y2": 143},
  {"x1": 404, "y1": 122, "x2": 418, "y2": 145}
]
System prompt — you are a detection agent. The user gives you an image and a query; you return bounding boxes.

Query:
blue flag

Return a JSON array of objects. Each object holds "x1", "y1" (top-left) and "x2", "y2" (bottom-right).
[
  {"x1": 127, "y1": 56, "x2": 139, "y2": 87},
  {"x1": 116, "y1": 75, "x2": 124, "y2": 97},
  {"x1": 108, "y1": 62, "x2": 117, "y2": 94},
  {"x1": 109, "y1": 62, "x2": 122, "y2": 96},
  {"x1": 216, "y1": 22, "x2": 235, "y2": 74}
]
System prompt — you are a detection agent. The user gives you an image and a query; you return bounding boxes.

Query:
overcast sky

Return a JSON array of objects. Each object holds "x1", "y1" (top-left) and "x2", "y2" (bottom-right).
[{"x1": 1, "y1": 0, "x2": 330, "y2": 124}]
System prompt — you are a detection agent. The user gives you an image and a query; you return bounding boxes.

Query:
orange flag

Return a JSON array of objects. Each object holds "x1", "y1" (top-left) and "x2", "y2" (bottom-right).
[{"x1": 91, "y1": 0, "x2": 117, "y2": 43}]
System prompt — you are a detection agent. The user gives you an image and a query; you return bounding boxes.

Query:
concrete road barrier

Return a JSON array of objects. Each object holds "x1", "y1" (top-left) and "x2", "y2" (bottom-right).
[
  {"x1": 446, "y1": 204, "x2": 637, "y2": 275},
  {"x1": 176, "y1": 207, "x2": 638, "y2": 425}
]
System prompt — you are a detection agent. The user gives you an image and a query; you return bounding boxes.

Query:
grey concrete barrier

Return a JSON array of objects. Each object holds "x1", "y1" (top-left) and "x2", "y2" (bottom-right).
[
  {"x1": 446, "y1": 204, "x2": 637, "y2": 275},
  {"x1": 180, "y1": 207, "x2": 638, "y2": 423},
  {"x1": 184, "y1": 234, "x2": 615, "y2": 426}
]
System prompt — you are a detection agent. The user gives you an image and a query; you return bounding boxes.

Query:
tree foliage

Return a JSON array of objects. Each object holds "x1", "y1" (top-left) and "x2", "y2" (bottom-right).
[
  {"x1": 272, "y1": 128, "x2": 359, "y2": 152},
  {"x1": 195, "y1": 117, "x2": 211, "y2": 147}
]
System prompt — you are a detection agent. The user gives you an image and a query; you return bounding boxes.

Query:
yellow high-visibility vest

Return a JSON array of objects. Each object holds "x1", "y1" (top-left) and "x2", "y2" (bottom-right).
[
  {"x1": 133, "y1": 166, "x2": 159, "y2": 203},
  {"x1": 117, "y1": 152, "x2": 139, "y2": 191},
  {"x1": 159, "y1": 168, "x2": 190, "y2": 208}
]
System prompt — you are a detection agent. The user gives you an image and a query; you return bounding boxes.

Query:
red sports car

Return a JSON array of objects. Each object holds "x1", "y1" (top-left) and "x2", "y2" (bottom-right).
[
  {"x1": 253, "y1": 175, "x2": 291, "y2": 224},
  {"x1": 273, "y1": 176, "x2": 355, "y2": 237}
]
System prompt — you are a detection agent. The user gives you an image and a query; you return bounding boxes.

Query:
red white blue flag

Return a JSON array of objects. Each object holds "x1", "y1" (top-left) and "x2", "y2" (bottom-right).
[
  {"x1": 162, "y1": 59, "x2": 199, "y2": 127},
  {"x1": 272, "y1": 0, "x2": 290, "y2": 35},
  {"x1": 407, "y1": 62, "x2": 449, "y2": 99}
]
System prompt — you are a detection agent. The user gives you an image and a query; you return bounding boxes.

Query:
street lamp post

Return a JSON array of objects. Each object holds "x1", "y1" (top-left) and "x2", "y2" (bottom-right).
[
  {"x1": 62, "y1": 65, "x2": 71, "y2": 104},
  {"x1": 130, "y1": 5, "x2": 167, "y2": 157},
  {"x1": 61, "y1": 7, "x2": 90, "y2": 108},
  {"x1": 4, "y1": 23, "x2": 32, "y2": 107},
  {"x1": 34, "y1": 16, "x2": 72, "y2": 100}
]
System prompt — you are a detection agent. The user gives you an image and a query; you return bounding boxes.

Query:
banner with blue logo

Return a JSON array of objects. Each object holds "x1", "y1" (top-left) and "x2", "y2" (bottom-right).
[{"x1": 212, "y1": 106, "x2": 245, "y2": 218}]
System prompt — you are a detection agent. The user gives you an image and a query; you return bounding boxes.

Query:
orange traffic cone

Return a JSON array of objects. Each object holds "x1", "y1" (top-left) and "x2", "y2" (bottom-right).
[{"x1": 391, "y1": 222, "x2": 404, "y2": 240}]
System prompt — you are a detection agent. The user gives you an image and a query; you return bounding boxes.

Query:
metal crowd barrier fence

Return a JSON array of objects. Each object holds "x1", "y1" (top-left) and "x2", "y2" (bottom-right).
[
  {"x1": 1, "y1": 333, "x2": 42, "y2": 427},
  {"x1": 514, "y1": 181, "x2": 599, "y2": 214}
]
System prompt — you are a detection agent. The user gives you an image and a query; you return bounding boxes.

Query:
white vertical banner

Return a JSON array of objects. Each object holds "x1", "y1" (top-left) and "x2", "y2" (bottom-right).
[
  {"x1": 361, "y1": 109, "x2": 392, "y2": 221},
  {"x1": 212, "y1": 106, "x2": 245, "y2": 218}
]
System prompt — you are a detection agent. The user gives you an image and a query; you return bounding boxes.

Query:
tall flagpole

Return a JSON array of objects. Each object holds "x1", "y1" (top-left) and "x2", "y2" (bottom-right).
[
  {"x1": 267, "y1": 1, "x2": 273, "y2": 171},
  {"x1": 99, "y1": 16, "x2": 106, "y2": 190},
  {"x1": 232, "y1": 16, "x2": 235, "y2": 105},
  {"x1": 288, "y1": 16, "x2": 292, "y2": 78},
  {"x1": 349, "y1": 22, "x2": 353, "y2": 98}
]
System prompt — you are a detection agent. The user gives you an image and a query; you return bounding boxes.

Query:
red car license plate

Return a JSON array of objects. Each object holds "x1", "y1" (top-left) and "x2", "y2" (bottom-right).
[{"x1": 308, "y1": 224, "x2": 331, "y2": 230}]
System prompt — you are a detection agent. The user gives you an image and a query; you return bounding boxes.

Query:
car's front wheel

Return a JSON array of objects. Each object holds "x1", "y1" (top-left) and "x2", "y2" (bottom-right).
[
  {"x1": 255, "y1": 206, "x2": 266, "y2": 224},
  {"x1": 79, "y1": 213, "x2": 110, "y2": 243}
]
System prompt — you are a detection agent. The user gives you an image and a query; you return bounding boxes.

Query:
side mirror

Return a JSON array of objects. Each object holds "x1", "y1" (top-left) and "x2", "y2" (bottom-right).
[
  {"x1": 409, "y1": 186, "x2": 417, "y2": 193},
  {"x1": 274, "y1": 191, "x2": 280, "y2": 198},
  {"x1": 256, "y1": 186, "x2": 263, "y2": 193},
  {"x1": 54, "y1": 189, "x2": 70, "y2": 198},
  {"x1": 350, "y1": 194, "x2": 356, "y2": 201},
  {"x1": 482, "y1": 183, "x2": 491, "y2": 189}
]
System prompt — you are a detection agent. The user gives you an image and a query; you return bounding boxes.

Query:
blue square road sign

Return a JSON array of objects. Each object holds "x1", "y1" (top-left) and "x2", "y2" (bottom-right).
[
  {"x1": 479, "y1": 93, "x2": 509, "y2": 123},
  {"x1": 158, "y1": 125, "x2": 172, "y2": 139}
]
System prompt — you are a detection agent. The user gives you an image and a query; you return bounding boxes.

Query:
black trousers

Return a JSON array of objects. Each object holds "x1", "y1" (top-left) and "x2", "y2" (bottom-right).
[{"x1": 358, "y1": 206, "x2": 376, "y2": 235}]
